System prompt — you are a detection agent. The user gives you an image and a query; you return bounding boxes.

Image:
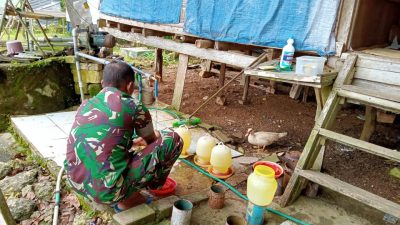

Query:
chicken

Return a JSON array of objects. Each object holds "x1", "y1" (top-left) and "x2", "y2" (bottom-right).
[{"x1": 245, "y1": 128, "x2": 287, "y2": 152}]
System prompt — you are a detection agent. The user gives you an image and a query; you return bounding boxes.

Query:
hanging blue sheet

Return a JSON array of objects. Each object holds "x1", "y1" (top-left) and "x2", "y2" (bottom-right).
[
  {"x1": 184, "y1": 0, "x2": 340, "y2": 55},
  {"x1": 100, "y1": 0, "x2": 182, "y2": 24}
]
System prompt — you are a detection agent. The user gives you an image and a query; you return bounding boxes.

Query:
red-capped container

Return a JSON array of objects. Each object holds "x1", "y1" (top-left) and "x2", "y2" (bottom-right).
[
  {"x1": 252, "y1": 161, "x2": 283, "y2": 179},
  {"x1": 149, "y1": 177, "x2": 177, "y2": 197}
]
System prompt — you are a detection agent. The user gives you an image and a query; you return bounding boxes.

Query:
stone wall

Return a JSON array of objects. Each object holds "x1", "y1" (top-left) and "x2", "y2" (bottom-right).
[
  {"x1": 65, "y1": 56, "x2": 104, "y2": 98},
  {"x1": 0, "y1": 57, "x2": 79, "y2": 131}
]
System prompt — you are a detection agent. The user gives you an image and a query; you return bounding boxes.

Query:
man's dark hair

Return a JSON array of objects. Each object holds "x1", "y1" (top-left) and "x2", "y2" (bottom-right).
[{"x1": 102, "y1": 61, "x2": 135, "y2": 88}]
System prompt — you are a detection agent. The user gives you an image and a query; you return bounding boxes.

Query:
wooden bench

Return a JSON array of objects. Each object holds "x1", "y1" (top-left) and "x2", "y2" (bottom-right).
[
  {"x1": 280, "y1": 53, "x2": 400, "y2": 218},
  {"x1": 344, "y1": 53, "x2": 400, "y2": 141},
  {"x1": 242, "y1": 60, "x2": 338, "y2": 120}
]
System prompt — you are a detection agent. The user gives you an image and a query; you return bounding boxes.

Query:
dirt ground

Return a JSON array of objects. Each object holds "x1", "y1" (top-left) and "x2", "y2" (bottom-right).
[{"x1": 157, "y1": 65, "x2": 400, "y2": 203}]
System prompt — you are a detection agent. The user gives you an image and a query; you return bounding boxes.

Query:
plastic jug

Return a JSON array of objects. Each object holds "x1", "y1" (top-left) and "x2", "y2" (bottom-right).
[
  {"x1": 279, "y1": 38, "x2": 295, "y2": 70},
  {"x1": 247, "y1": 165, "x2": 277, "y2": 206},
  {"x1": 175, "y1": 126, "x2": 192, "y2": 156},
  {"x1": 210, "y1": 143, "x2": 232, "y2": 174},
  {"x1": 195, "y1": 135, "x2": 216, "y2": 164}
]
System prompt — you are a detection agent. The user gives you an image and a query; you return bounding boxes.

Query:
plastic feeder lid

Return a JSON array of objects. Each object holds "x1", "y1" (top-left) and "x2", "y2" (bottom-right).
[{"x1": 254, "y1": 165, "x2": 275, "y2": 178}]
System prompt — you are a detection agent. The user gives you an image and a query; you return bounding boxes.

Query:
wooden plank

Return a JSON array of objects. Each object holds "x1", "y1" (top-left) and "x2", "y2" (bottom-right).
[
  {"x1": 101, "y1": 27, "x2": 255, "y2": 68},
  {"x1": 0, "y1": 189, "x2": 17, "y2": 225},
  {"x1": 214, "y1": 41, "x2": 258, "y2": 51},
  {"x1": 360, "y1": 106, "x2": 377, "y2": 141},
  {"x1": 195, "y1": 40, "x2": 214, "y2": 49},
  {"x1": 171, "y1": 54, "x2": 189, "y2": 110},
  {"x1": 298, "y1": 170, "x2": 400, "y2": 218},
  {"x1": 142, "y1": 28, "x2": 170, "y2": 37},
  {"x1": 352, "y1": 79, "x2": 400, "y2": 97},
  {"x1": 341, "y1": 84, "x2": 400, "y2": 103},
  {"x1": 333, "y1": 54, "x2": 357, "y2": 88},
  {"x1": 361, "y1": 48, "x2": 400, "y2": 60},
  {"x1": 335, "y1": 0, "x2": 358, "y2": 52},
  {"x1": 289, "y1": 84, "x2": 303, "y2": 99},
  {"x1": 318, "y1": 128, "x2": 400, "y2": 162},
  {"x1": 6, "y1": 9, "x2": 54, "y2": 19},
  {"x1": 356, "y1": 57, "x2": 400, "y2": 73},
  {"x1": 357, "y1": 52, "x2": 400, "y2": 64},
  {"x1": 339, "y1": 90, "x2": 400, "y2": 113},
  {"x1": 354, "y1": 67, "x2": 400, "y2": 86},
  {"x1": 314, "y1": 87, "x2": 323, "y2": 120}
]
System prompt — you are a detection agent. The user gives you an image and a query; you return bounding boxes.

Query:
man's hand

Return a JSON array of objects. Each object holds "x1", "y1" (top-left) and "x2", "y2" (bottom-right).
[
  {"x1": 131, "y1": 131, "x2": 160, "y2": 154},
  {"x1": 133, "y1": 137, "x2": 147, "y2": 147}
]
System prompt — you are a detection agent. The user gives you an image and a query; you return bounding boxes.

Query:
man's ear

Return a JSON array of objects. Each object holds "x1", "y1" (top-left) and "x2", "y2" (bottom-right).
[{"x1": 127, "y1": 81, "x2": 135, "y2": 95}]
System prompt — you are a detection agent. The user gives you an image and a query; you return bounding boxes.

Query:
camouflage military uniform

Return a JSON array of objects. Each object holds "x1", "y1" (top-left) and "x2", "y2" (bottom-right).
[{"x1": 64, "y1": 87, "x2": 183, "y2": 204}]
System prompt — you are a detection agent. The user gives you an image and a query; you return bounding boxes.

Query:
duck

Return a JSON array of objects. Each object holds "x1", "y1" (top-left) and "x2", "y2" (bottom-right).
[{"x1": 245, "y1": 128, "x2": 287, "y2": 152}]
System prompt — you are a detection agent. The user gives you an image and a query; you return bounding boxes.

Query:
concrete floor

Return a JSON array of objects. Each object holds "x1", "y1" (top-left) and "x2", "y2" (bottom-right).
[
  {"x1": 11, "y1": 110, "x2": 242, "y2": 167},
  {"x1": 9, "y1": 111, "x2": 385, "y2": 225}
]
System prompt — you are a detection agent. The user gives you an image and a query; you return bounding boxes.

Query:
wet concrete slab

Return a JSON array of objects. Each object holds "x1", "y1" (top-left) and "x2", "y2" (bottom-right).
[
  {"x1": 158, "y1": 195, "x2": 378, "y2": 225},
  {"x1": 169, "y1": 160, "x2": 214, "y2": 196}
]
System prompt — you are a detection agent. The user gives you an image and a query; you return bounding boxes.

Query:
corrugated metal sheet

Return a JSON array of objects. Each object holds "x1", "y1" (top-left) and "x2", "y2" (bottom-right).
[{"x1": 30, "y1": 0, "x2": 60, "y2": 11}]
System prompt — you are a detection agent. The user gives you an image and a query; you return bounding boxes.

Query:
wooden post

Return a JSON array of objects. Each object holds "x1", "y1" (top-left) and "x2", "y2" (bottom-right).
[
  {"x1": 314, "y1": 87, "x2": 323, "y2": 120},
  {"x1": 239, "y1": 75, "x2": 251, "y2": 105},
  {"x1": 219, "y1": 63, "x2": 226, "y2": 88},
  {"x1": 216, "y1": 63, "x2": 227, "y2": 105},
  {"x1": 171, "y1": 54, "x2": 189, "y2": 110},
  {"x1": 267, "y1": 49, "x2": 281, "y2": 94},
  {"x1": 289, "y1": 84, "x2": 304, "y2": 99},
  {"x1": 204, "y1": 60, "x2": 212, "y2": 72},
  {"x1": 0, "y1": 189, "x2": 16, "y2": 225},
  {"x1": 195, "y1": 39, "x2": 214, "y2": 49},
  {"x1": 154, "y1": 48, "x2": 163, "y2": 81},
  {"x1": 360, "y1": 106, "x2": 377, "y2": 141}
]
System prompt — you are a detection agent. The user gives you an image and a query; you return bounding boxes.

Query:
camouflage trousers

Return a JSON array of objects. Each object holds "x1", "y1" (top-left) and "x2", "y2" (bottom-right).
[{"x1": 68, "y1": 131, "x2": 183, "y2": 204}]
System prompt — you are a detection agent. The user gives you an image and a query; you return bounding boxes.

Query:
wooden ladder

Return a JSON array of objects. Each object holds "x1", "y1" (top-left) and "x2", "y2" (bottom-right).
[{"x1": 279, "y1": 54, "x2": 400, "y2": 219}]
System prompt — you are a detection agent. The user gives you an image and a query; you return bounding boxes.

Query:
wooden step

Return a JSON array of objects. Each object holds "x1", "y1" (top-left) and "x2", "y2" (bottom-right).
[
  {"x1": 338, "y1": 87, "x2": 400, "y2": 113},
  {"x1": 298, "y1": 169, "x2": 400, "y2": 218},
  {"x1": 318, "y1": 128, "x2": 400, "y2": 162}
]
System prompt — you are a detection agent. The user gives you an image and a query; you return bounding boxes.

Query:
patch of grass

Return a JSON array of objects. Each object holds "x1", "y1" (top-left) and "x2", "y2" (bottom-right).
[
  {"x1": 76, "y1": 195, "x2": 97, "y2": 217},
  {"x1": 0, "y1": 114, "x2": 10, "y2": 133}
]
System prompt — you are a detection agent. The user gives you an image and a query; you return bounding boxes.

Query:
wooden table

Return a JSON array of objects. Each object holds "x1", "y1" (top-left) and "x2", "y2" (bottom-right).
[{"x1": 242, "y1": 61, "x2": 338, "y2": 120}]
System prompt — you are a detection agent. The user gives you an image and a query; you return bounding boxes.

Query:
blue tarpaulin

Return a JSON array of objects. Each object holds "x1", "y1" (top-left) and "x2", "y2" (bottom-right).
[
  {"x1": 100, "y1": 0, "x2": 182, "y2": 24},
  {"x1": 184, "y1": 0, "x2": 340, "y2": 55},
  {"x1": 99, "y1": 0, "x2": 340, "y2": 55}
]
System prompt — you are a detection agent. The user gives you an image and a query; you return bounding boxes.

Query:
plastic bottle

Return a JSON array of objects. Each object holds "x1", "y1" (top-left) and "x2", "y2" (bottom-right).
[
  {"x1": 279, "y1": 38, "x2": 295, "y2": 70},
  {"x1": 247, "y1": 165, "x2": 278, "y2": 206}
]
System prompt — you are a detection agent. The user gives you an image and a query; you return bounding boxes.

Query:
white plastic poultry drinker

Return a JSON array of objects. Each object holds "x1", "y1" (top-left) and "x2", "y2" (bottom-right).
[{"x1": 295, "y1": 56, "x2": 326, "y2": 76}]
